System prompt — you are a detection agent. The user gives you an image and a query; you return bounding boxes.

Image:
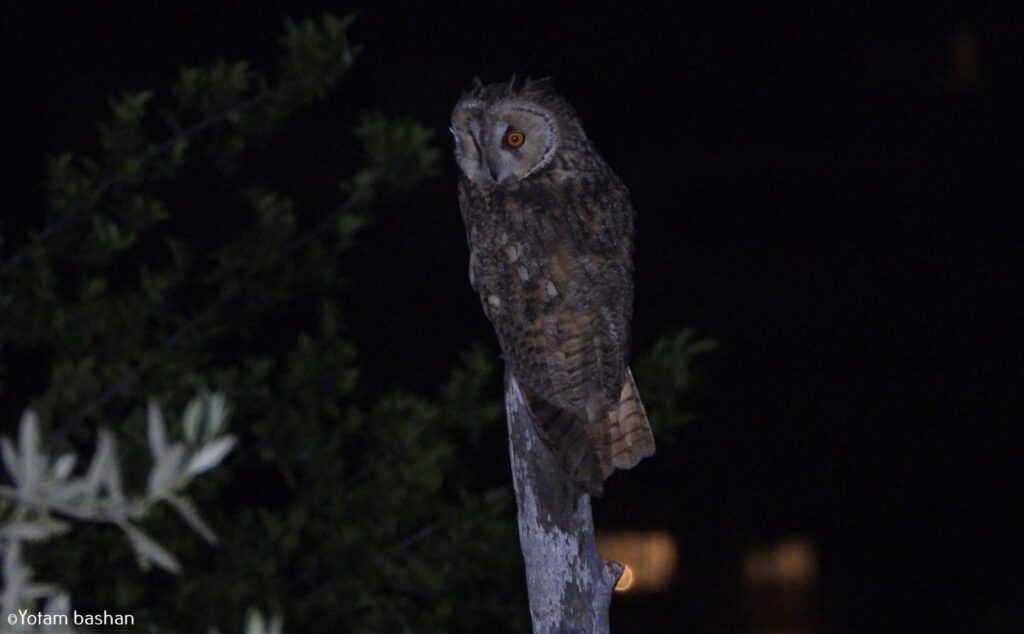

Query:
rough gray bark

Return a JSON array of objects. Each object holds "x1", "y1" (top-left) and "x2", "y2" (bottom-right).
[{"x1": 505, "y1": 372, "x2": 623, "y2": 634}]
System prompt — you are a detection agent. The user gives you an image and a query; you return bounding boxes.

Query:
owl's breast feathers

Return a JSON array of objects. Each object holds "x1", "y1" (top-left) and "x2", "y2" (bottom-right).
[{"x1": 459, "y1": 175, "x2": 654, "y2": 495}]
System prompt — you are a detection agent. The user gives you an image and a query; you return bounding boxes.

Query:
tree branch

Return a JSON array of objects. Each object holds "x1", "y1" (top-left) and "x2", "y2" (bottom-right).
[
  {"x1": 0, "y1": 69, "x2": 334, "y2": 279},
  {"x1": 0, "y1": 89, "x2": 275, "y2": 279},
  {"x1": 50, "y1": 193, "x2": 366, "y2": 447}
]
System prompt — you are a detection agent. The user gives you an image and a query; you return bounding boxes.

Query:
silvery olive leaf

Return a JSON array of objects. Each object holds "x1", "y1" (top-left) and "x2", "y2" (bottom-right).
[
  {"x1": 122, "y1": 522, "x2": 182, "y2": 574},
  {"x1": 205, "y1": 393, "x2": 229, "y2": 439},
  {"x1": 185, "y1": 436, "x2": 236, "y2": 477},
  {"x1": 98, "y1": 431, "x2": 125, "y2": 505},
  {"x1": 1, "y1": 520, "x2": 70, "y2": 541},
  {"x1": 246, "y1": 608, "x2": 266, "y2": 634},
  {"x1": 246, "y1": 609, "x2": 283, "y2": 634},
  {"x1": 43, "y1": 592, "x2": 71, "y2": 617},
  {"x1": 18, "y1": 410, "x2": 41, "y2": 494},
  {"x1": 148, "y1": 445, "x2": 186, "y2": 496},
  {"x1": 21, "y1": 581, "x2": 61, "y2": 601},
  {"x1": 182, "y1": 398, "x2": 203, "y2": 444},
  {"x1": 85, "y1": 430, "x2": 115, "y2": 494},
  {"x1": 51, "y1": 454, "x2": 76, "y2": 481},
  {"x1": 166, "y1": 494, "x2": 217, "y2": 544},
  {"x1": 147, "y1": 400, "x2": 168, "y2": 459},
  {"x1": 1, "y1": 438, "x2": 19, "y2": 485}
]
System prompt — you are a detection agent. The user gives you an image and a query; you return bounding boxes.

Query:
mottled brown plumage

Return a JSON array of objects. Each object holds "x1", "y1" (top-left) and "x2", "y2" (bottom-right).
[{"x1": 451, "y1": 77, "x2": 654, "y2": 495}]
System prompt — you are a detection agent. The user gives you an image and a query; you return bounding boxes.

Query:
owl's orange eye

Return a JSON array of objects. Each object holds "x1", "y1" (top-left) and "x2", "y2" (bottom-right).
[{"x1": 505, "y1": 130, "x2": 525, "y2": 148}]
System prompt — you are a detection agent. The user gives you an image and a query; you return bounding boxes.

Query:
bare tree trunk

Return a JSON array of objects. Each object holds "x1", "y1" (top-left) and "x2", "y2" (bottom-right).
[{"x1": 504, "y1": 372, "x2": 623, "y2": 634}]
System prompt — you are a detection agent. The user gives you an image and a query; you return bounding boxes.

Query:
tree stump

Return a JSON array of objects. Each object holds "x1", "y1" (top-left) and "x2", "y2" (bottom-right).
[{"x1": 504, "y1": 372, "x2": 623, "y2": 633}]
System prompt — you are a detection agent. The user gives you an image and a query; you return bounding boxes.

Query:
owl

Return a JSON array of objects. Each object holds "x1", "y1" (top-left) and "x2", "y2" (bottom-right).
[{"x1": 451, "y1": 77, "x2": 654, "y2": 496}]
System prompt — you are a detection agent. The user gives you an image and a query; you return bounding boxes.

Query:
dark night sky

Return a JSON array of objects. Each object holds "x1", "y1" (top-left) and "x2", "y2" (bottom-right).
[{"x1": 2, "y1": 2, "x2": 1021, "y2": 632}]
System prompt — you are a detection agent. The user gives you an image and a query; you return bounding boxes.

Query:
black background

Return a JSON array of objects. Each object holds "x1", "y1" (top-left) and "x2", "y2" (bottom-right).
[{"x1": 2, "y1": 2, "x2": 1020, "y2": 632}]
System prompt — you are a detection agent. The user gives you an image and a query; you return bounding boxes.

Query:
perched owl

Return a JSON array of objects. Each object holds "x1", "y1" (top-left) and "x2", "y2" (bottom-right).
[{"x1": 451, "y1": 77, "x2": 654, "y2": 496}]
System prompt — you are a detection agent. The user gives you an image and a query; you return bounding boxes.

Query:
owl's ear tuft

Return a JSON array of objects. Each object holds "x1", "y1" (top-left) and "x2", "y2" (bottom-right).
[
  {"x1": 460, "y1": 76, "x2": 485, "y2": 100},
  {"x1": 507, "y1": 73, "x2": 538, "y2": 97},
  {"x1": 522, "y1": 76, "x2": 556, "y2": 98}
]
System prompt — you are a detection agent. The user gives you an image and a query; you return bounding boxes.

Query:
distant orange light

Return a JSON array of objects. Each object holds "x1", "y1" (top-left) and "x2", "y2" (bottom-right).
[
  {"x1": 743, "y1": 537, "x2": 818, "y2": 587},
  {"x1": 597, "y1": 530, "x2": 677, "y2": 593},
  {"x1": 949, "y1": 30, "x2": 981, "y2": 89}
]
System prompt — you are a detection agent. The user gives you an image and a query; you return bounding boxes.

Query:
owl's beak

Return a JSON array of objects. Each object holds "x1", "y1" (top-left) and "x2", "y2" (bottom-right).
[{"x1": 484, "y1": 151, "x2": 509, "y2": 184}]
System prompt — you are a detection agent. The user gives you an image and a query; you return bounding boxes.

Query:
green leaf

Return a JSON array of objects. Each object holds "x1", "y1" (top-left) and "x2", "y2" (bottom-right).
[
  {"x1": 353, "y1": 113, "x2": 440, "y2": 193},
  {"x1": 170, "y1": 137, "x2": 189, "y2": 168}
]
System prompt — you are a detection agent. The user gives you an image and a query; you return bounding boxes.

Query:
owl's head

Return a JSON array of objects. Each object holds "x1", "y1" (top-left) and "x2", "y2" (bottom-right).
[{"x1": 451, "y1": 76, "x2": 585, "y2": 187}]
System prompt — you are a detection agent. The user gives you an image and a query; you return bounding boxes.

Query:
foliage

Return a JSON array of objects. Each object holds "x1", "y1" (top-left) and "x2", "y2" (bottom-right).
[
  {"x1": 0, "y1": 393, "x2": 248, "y2": 633},
  {"x1": 633, "y1": 328, "x2": 718, "y2": 445},
  {"x1": 0, "y1": 9, "x2": 711, "y2": 634},
  {"x1": 0, "y1": 10, "x2": 516, "y2": 633}
]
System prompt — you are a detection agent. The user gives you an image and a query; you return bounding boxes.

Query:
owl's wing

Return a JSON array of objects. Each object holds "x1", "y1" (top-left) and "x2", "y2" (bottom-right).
[
  {"x1": 458, "y1": 174, "x2": 653, "y2": 493},
  {"x1": 519, "y1": 175, "x2": 652, "y2": 488},
  {"x1": 545, "y1": 172, "x2": 636, "y2": 401}
]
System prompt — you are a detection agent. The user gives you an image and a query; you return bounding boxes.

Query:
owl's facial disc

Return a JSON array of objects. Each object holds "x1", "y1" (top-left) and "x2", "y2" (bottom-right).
[
  {"x1": 451, "y1": 102, "x2": 489, "y2": 184},
  {"x1": 452, "y1": 100, "x2": 559, "y2": 186}
]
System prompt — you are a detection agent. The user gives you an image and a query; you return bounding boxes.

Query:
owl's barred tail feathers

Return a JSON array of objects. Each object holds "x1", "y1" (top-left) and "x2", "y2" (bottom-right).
[
  {"x1": 609, "y1": 368, "x2": 656, "y2": 470},
  {"x1": 520, "y1": 368, "x2": 655, "y2": 497}
]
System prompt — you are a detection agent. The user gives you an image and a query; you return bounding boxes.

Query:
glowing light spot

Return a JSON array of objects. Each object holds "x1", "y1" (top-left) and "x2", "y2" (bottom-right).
[
  {"x1": 949, "y1": 29, "x2": 981, "y2": 89},
  {"x1": 597, "y1": 530, "x2": 677, "y2": 593},
  {"x1": 743, "y1": 537, "x2": 818, "y2": 586},
  {"x1": 615, "y1": 564, "x2": 635, "y2": 592}
]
